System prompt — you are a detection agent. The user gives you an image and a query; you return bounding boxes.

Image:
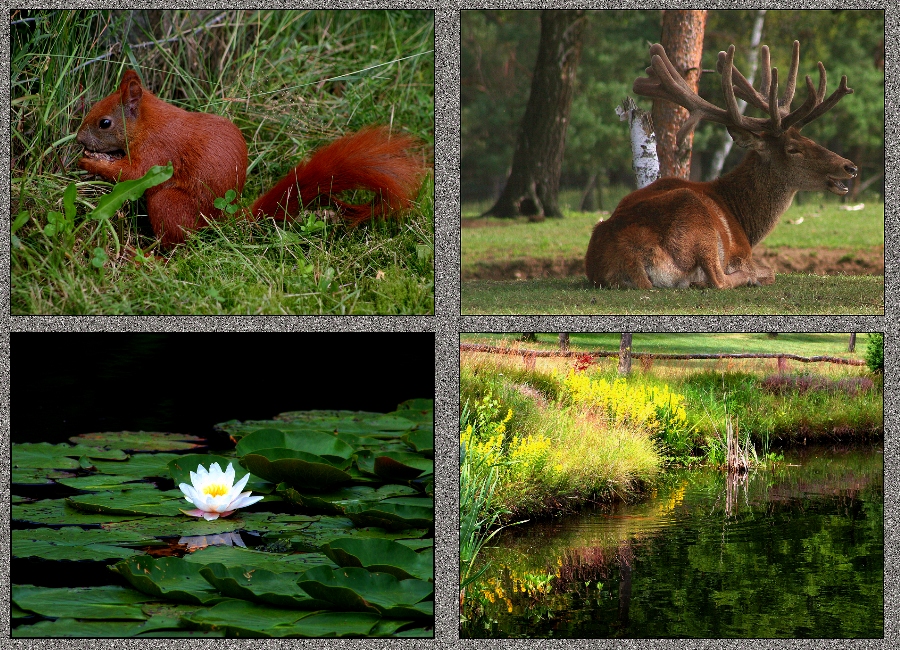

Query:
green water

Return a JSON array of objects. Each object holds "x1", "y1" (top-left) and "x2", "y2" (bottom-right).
[{"x1": 460, "y1": 445, "x2": 883, "y2": 639}]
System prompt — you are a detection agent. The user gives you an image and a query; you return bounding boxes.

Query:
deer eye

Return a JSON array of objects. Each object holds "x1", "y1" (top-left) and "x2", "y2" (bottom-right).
[
  {"x1": 786, "y1": 147, "x2": 802, "y2": 155},
  {"x1": 99, "y1": 118, "x2": 112, "y2": 129}
]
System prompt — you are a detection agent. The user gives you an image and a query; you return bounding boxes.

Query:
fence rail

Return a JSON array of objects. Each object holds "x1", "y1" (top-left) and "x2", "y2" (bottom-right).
[{"x1": 460, "y1": 343, "x2": 866, "y2": 366}]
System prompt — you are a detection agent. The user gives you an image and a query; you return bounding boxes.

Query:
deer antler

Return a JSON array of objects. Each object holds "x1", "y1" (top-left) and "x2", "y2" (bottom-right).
[{"x1": 634, "y1": 41, "x2": 853, "y2": 144}]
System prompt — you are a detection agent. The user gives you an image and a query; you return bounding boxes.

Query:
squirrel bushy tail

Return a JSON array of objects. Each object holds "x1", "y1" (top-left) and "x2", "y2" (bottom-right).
[{"x1": 250, "y1": 126, "x2": 422, "y2": 225}]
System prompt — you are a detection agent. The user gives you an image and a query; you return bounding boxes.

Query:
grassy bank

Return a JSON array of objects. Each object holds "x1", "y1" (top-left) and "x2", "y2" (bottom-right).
[{"x1": 460, "y1": 333, "x2": 882, "y2": 517}]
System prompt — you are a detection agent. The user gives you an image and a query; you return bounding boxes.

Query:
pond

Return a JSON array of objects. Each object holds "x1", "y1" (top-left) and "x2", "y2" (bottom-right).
[{"x1": 460, "y1": 444, "x2": 883, "y2": 639}]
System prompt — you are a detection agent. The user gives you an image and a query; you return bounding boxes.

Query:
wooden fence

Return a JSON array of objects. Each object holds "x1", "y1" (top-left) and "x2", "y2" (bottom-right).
[{"x1": 459, "y1": 343, "x2": 866, "y2": 366}]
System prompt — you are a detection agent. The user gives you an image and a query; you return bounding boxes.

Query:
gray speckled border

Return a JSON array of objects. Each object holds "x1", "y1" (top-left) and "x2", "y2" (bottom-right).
[{"x1": 1, "y1": 3, "x2": 893, "y2": 649}]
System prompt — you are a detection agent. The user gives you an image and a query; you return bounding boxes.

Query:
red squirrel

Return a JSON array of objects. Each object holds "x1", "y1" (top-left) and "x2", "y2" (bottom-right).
[{"x1": 76, "y1": 70, "x2": 423, "y2": 247}]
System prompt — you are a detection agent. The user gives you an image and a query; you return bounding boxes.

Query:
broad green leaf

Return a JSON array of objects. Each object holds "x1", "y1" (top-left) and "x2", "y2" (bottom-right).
[
  {"x1": 322, "y1": 538, "x2": 434, "y2": 581},
  {"x1": 167, "y1": 453, "x2": 239, "y2": 486},
  {"x1": 56, "y1": 475, "x2": 146, "y2": 491},
  {"x1": 92, "y1": 452, "x2": 187, "y2": 477},
  {"x1": 12, "y1": 498, "x2": 144, "y2": 526},
  {"x1": 88, "y1": 163, "x2": 174, "y2": 221},
  {"x1": 297, "y1": 566, "x2": 433, "y2": 617},
  {"x1": 355, "y1": 450, "x2": 433, "y2": 480},
  {"x1": 12, "y1": 585, "x2": 153, "y2": 620},
  {"x1": 12, "y1": 443, "x2": 81, "y2": 469},
  {"x1": 199, "y1": 564, "x2": 330, "y2": 609},
  {"x1": 236, "y1": 429, "x2": 354, "y2": 460},
  {"x1": 240, "y1": 449, "x2": 352, "y2": 488},
  {"x1": 68, "y1": 489, "x2": 185, "y2": 517},
  {"x1": 186, "y1": 599, "x2": 383, "y2": 638},
  {"x1": 110, "y1": 556, "x2": 230, "y2": 605},
  {"x1": 181, "y1": 545, "x2": 335, "y2": 574},
  {"x1": 396, "y1": 398, "x2": 434, "y2": 412},
  {"x1": 276, "y1": 483, "x2": 418, "y2": 515},
  {"x1": 344, "y1": 502, "x2": 434, "y2": 530},
  {"x1": 11, "y1": 468, "x2": 77, "y2": 485},
  {"x1": 12, "y1": 527, "x2": 156, "y2": 561},
  {"x1": 401, "y1": 429, "x2": 435, "y2": 457},
  {"x1": 71, "y1": 431, "x2": 205, "y2": 452},
  {"x1": 11, "y1": 616, "x2": 205, "y2": 638}
]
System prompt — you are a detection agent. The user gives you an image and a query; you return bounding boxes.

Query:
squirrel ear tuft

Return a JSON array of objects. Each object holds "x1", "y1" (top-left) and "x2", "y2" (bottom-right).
[{"x1": 119, "y1": 70, "x2": 144, "y2": 117}]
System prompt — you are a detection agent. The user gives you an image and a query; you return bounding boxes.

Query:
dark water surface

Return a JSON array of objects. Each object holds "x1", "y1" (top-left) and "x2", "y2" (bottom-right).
[{"x1": 461, "y1": 445, "x2": 883, "y2": 639}]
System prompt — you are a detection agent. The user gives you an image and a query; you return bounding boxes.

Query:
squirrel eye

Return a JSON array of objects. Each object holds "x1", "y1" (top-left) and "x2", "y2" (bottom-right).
[{"x1": 99, "y1": 118, "x2": 112, "y2": 129}]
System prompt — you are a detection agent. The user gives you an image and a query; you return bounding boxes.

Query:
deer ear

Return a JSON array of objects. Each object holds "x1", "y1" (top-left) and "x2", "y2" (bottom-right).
[{"x1": 726, "y1": 125, "x2": 763, "y2": 150}]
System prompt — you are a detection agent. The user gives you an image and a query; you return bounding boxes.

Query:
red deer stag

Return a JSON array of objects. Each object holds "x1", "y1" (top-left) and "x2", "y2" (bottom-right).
[{"x1": 585, "y1": 41, "x2": 857, "y2": 289}]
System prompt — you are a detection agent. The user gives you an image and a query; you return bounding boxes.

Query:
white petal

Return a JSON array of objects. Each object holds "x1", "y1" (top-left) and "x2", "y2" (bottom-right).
[
  {"x1": 227, "y1": 492, "x2": 265, "y2": 510},
  {"x1": 208, "y1": 462, "x2": 224, "y2": 479},
  {"x1": 232, "y1": 471, "x2": 251, "y2": 494},
  {"x1": 201, "y1": 511, "x2": 220, "y2": 521},
  {"x1": 224, "y1": 463, "x2": 236, "y2": 488}
]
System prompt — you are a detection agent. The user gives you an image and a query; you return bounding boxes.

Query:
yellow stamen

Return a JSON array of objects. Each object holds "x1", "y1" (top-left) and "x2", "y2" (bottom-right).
[{"x1": 203, "y1": 483, "x2": 228, "y2": 497}]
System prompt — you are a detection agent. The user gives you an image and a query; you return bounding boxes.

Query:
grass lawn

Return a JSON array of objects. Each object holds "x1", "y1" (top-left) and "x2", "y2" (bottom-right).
[
  {"x1": 461, "y1": 199, "x2": 884, "y2": 316},
  {"x1": 462, "y1": 196, "x2": 884, "y2": 276},
  {"x1": 462, "y1": 274, "x2": 883, "y2": 315},
  {"x1": 461, "y1": 332, "x2": 870, "y2": 363}
]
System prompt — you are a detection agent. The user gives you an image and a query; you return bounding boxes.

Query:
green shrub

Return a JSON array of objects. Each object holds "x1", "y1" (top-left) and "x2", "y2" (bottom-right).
[{"x1": 865, "y1": 333, "x2": 884, "y2": 374}]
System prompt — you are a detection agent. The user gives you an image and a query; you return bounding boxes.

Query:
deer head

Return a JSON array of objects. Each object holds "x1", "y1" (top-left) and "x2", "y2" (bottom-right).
[{"x1": 633, "y1": 40, "x2": 858, "y2": 195}]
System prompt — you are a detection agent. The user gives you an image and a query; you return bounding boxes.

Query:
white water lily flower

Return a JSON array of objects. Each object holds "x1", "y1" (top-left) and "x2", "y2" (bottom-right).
[{"x1": 179, "y1": 462, "x2": 263, "y2": 521}]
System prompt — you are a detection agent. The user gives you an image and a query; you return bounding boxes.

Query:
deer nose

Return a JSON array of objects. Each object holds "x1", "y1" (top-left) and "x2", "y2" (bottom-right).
[{"x1": 845, "y1": 163, "x2": 858, "y2": 177}]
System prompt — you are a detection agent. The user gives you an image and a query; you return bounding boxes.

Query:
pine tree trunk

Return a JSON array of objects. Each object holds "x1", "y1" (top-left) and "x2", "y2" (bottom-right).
[
  {"x1": 652, "y1": 10, "x2": 707, "y2": 180},
  {"x1": 484, "y1": 10, "x2": 586, "y2": 219}
]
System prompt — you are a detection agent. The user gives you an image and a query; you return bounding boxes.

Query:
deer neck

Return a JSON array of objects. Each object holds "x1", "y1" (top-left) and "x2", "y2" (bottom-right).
[{"x1": 711, "y1": 151, "x2": 797, "y2": 247}]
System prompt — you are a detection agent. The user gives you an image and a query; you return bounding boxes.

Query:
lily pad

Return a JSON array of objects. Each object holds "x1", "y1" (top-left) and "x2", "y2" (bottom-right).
[
  {"x1": 12, "y1": 585, "x2": 153, "y2": 620},
  {"x1": 167, "y1": 453, "x2": 239, "y2": 486},
  {"x1": 12, "y1": 527, "x2": 155, "y2": 562},
  {"x1": 322, "y1": 538, "x2": 434, "y2": 581},
  {"x1": 11, "y1": 616, "x2": 213, "y2": 638},
  {"x1": 67, "y1": 488, "x2": 186, "y2": 517},
  {"x1": 355, "y1": 450, "x2": 433, "y2": 481},
  {"x1": 12, "y1": 499, "x2": 144, "y2": 526},
  {"x1": 181, "y1": 545, "x2": 337, "y2": 574},
  {"x1": 297, "y1": 566, "x2": 433, "y2": 617},
  {"x1": 92, "y1": 452, "x2": 186, "y2": 477},
  {"x1": 185, "y1": 599, "x2": 382, "y2": 637},
  {"x1": 401, "y1": 429, "x2": 435, "y2": 457},
  {"x1": 276, "y1": 483, "x2": 418, "y2": 515},
  {"x1": 12, "y1": 468, "x2": 78, "y2": 485},
  {"x1": 12, "y1": 443, "x2": 81, "y2": 470},
  {"x1": 236, "y1": 428, "x2": 355, "y2": 460},
  {"x1": 199, "y1": 564, "x2": 330, "y2": 609},
  {"x1": 110, "y1": 555, "x2": 230, "y2": 605},
  {"x1": 240, "y1": 449, "x2": 352, "y2": 488},
  {"x1": 344, "y1": 502, "x2": 434, "y2": 531},
  {"x1": 70, "y1": 431, "x2": 206, "y2": 452},
  {"x1": 55, "y1": 475, "x2": 147, "y2": 491}
]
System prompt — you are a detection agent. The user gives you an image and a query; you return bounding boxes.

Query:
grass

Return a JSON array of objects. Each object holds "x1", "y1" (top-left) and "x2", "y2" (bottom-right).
[
  {"x1": 11, "y1": 10, "x2": 434, "y2": 314},
  {"x1": 462, "y1": 274, "x2": 884, "y2": 315},
  {"x1": 461, "y1": 332, "x2": 884, "y2": 451},
  {"x1": 462, "y1": 199, "x2": 883, "y2": 275},
  {"x1": 461, "y1": 197, "x2": 884, "y2": 315},
  {"x1": 460, "y1": 332, "x2": 872, "y2": 360}
]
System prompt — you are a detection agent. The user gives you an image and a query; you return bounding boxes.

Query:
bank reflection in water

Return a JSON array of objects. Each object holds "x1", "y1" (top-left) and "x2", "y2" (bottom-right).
[{"x1": 460, "y1": 445, "x2": 883, "y2": 639}]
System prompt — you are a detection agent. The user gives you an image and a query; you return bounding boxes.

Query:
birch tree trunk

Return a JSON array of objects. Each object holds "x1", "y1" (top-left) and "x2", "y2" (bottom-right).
[
  {"x1": 617, "y1": 97, "x2": 660, "y2": 189},
  {"x1": 706, "y1": 10, "x2": 767, "y2": 180}
]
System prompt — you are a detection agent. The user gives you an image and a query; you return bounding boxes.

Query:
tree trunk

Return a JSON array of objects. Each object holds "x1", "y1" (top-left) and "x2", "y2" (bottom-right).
[
  {"x1": 652, "y1": 10, "x2": 707, "y2": 180},
  {"x1": 618, "y1": 97, "x2": 660, "y2": 189},
  {"x1": 559, "y1": 333, "x2": 570, "y2": 351},
  {"x1": 484, "y1": 10, "x2": 586, "y2": 219},
  {"x1": 706, "y1": 10, "x2": 766, "y2": 180},
  {"x1": 618, "y1": 333, "x2": 633, "y2": 376},
  {"x1": 848, "y1": 333, "x2": 857, "y2": 352},
  {"x1": 579, "y1": 172, "x2": 599, "y2": 212}
]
